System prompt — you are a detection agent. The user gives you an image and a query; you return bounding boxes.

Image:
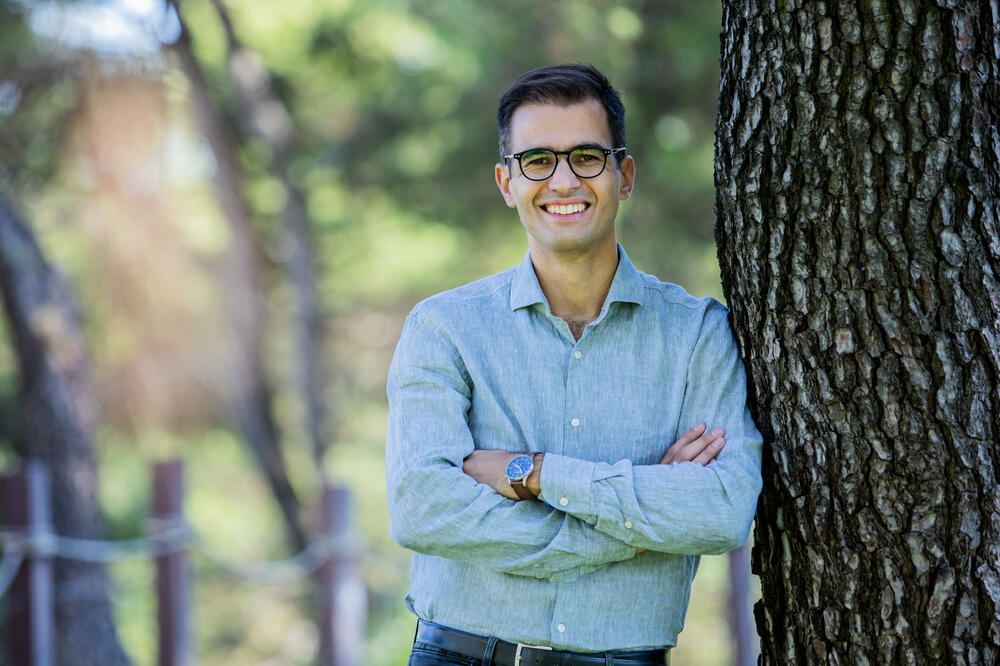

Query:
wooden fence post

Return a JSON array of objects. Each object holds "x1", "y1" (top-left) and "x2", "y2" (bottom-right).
[
  {"x1": 728, "y1": 544, "x2": 755, "y2": 666},
  {"x1": 0, "y1": 460, "x2": 55, "y2": 666},
  {"x1": 152, "y1": 460, "x2": 191, "y2": 666},
  {"x1": 317, "y1": 484, "x2": 365, "y2": 666}
]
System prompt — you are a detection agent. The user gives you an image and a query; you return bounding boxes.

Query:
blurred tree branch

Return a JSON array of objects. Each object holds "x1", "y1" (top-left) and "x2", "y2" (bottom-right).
[
  {"x1": 167, "y1": 7, "x2": 308, "y2": 552},
  {"x1": 202, "y1": 0, "x2": 331, "y2": 473}
]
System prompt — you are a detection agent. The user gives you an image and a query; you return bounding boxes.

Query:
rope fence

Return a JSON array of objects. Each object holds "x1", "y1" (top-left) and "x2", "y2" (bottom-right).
[
  {"x1": 0, "y1": 459, "x2": 365, "y2": 666},
  {"x1": 0, "y1": 523, "x2": 357, "y2": 581}
]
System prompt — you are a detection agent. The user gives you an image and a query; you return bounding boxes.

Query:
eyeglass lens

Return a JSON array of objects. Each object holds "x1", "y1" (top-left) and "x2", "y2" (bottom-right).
[{"x1": 519, "y1": 147, "x2": 608, "y2": 180}]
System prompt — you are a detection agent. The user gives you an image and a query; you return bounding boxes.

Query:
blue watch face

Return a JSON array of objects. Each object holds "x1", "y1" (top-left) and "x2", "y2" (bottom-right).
[{"x1": 505, "y1": 455, "x2": 534, "y2": 481}]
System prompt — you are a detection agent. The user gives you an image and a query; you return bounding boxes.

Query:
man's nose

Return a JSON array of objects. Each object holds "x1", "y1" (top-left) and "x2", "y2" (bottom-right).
[{"x1": 547, "y1": 156, "x2": 581, "y2": 192}]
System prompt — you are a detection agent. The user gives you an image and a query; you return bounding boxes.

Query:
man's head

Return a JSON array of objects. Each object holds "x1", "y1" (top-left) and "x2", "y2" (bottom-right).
[
  {"x1": 494, "y1": 64, "x2": 635, "y2": 261},
  {"x1": 497, "y1": 64, "x2": 626, "y2": 161}
]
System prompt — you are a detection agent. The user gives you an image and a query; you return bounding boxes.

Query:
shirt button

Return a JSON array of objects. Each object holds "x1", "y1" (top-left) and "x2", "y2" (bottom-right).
[
  {"x1": 573, "y1": 351, "x2": 582, "y2": 359},
  {"x1": 624, "y1": 520, "x2": 633, "y2": 529},
  {"x1": 557, "y1": 624, "x2": 566, "y2": 633},
  {"x1": 559, "y1": 497, "x2": 569, "y2": 506},
  {"x1": 570, "y1": 418, "x2": 580, "y2": 427}
]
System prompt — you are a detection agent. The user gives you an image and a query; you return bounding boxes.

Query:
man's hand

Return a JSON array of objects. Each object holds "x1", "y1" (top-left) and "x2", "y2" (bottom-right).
[
  {"x1": 462, "y1": 450, "x2": 521, "y2": 500},
  {"x1": 660, "y1": 423, "x2": 725, "y2": 465}
]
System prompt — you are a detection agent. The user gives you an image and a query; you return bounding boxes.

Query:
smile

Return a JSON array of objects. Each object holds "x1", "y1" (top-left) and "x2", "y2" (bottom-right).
[{"x1": 542, "y1": 202, "x2": 589, "y2": 216}]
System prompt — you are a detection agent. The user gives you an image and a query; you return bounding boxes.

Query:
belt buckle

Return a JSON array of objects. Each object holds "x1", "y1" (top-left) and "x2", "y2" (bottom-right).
[{"x1": 514, "y1": 642, "x2": 553, "y2": 666}]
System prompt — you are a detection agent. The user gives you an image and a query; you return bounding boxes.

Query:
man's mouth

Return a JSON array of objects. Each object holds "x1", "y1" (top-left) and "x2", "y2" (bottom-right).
[{"x1": 541, "y1": 202, "x2": 590, "y2": 216}]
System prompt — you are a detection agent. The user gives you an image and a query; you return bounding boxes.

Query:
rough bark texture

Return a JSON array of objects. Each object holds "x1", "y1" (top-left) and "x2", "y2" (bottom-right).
[
  {"x1": 168, "y1": 13, "x2": 307, "y2": 553},
  {"x1": 0, "y1": 196, "x2": 131, "y2": 666},
  {"x1": 715, "y1": 2, "x2": 1000, "y2": 664}
]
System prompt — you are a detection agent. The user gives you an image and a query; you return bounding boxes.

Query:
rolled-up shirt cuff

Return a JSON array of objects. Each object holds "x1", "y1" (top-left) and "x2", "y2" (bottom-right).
[{"x1": 538, "y1": 452, "x2": 597, "y2": 522}]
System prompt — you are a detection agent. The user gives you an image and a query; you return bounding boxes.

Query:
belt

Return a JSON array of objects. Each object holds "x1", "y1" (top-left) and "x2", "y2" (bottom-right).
[{"x1": 414, "y1": 620, "x2": 670, "y2": 666}]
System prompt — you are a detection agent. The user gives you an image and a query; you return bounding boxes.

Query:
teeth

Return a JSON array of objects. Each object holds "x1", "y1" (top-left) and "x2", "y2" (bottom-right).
[{"x1": 545, "y1": 203, "x2": 587, "y2": 215}]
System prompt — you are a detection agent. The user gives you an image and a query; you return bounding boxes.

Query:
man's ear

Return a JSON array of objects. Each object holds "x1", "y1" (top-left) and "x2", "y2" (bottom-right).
[
  {"x1": 619, "y1": 155, "x2": 636, "y2": 200},
  {"x1": 495, "y1": 162, "x2": 516, "y2": 208}
]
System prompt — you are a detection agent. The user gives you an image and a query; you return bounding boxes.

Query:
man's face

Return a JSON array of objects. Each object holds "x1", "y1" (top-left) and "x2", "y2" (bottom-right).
[{"x1": 495, "y1": 99, "x2": 635, "y2": 260}]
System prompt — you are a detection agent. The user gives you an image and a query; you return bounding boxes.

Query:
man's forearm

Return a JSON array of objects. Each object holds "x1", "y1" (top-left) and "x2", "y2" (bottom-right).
[
  {"x1": 464, "y1": 423, "x2": 725, "y2": 501},
  {"x1": 538, "y1": 446, "x2": 761, "y2": 555}
]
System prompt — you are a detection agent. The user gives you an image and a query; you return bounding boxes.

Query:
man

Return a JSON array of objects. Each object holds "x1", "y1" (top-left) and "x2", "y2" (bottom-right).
[{"x1": 386, "y1": 64, "x2": 763, "y2": 665}]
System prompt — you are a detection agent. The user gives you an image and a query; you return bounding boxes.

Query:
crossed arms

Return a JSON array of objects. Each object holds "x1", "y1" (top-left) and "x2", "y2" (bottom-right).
[
  {"x1": 385, "y1": 302, "x2": 763, "y2": 583},
  {"x1": 463, "y1": 423, "x2": 727, "y2": 501},
  {"x1": 462, "y1": 424, "x2": 727, "y2": 555}
]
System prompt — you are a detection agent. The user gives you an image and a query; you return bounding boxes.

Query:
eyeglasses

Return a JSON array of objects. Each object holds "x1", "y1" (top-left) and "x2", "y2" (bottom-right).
[{"x1": 502, "y1": 145, "x2": 626, "y2": 181}]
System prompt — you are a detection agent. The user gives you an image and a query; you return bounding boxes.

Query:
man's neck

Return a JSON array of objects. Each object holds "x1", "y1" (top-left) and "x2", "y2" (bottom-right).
[{"x1": 530, "y1": 242, "x2": 619, "y2": 330}]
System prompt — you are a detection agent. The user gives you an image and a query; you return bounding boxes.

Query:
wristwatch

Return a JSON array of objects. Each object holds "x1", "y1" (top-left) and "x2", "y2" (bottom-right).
[{"x1": 505, "y1": 453, "x2": 538, "y2": 500}]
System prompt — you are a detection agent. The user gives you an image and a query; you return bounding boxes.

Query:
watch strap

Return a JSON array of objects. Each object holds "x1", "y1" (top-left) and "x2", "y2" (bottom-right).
[{"x1": 509, "y1": 478, "x2": 534, "y2": 500}]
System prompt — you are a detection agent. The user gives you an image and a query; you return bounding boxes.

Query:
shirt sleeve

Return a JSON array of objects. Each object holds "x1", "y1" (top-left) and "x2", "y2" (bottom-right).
[
  {"x1": 385, "y1": 307, "x2": 637, "y2": 582},
  {"x1": 538, "y1": 300, "x2": 763, "y2": 555}
]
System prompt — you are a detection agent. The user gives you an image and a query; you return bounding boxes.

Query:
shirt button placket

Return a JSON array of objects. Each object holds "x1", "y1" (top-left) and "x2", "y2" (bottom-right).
[
  {"x1": 568, "y1": 349, "x2": 583, "y2": 428},
  {"x1": 556, "y1": 342, "x2": 580, "y2": 649},
  {"x1": 565, "y1": 344, "x2": 584, "y2": 466}
]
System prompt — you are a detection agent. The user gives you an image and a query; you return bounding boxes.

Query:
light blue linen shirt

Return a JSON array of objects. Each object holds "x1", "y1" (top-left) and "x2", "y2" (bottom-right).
[{"x1": 386, "y1": 245, "x2": 763, "y2": 652}]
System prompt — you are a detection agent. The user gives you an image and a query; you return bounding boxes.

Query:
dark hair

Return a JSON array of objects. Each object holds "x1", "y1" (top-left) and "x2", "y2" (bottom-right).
[{"x1": 497, "y1": 63, "x2": 626, "y2": 162}]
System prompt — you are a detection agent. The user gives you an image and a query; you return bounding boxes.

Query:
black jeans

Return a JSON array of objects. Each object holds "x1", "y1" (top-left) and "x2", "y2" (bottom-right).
[
  {"x1": 408, "y1": 621, "x2": 670, "y2": 665},
  {"x1": 408, "y1": 640, "x2": 484, "y2": 666}
]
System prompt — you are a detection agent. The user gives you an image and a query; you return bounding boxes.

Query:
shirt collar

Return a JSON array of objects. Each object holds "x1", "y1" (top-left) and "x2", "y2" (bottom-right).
[{"x1": 509, "y1": 243, "x2": 645, "y2": 311}]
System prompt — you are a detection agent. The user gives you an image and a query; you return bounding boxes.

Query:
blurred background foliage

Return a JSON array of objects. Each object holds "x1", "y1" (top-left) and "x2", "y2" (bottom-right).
[{"x1": 0, "y1": 0, "x2": 752, "y2": 663}]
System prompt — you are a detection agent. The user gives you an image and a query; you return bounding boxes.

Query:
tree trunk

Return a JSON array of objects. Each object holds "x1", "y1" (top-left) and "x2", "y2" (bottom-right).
[
  {"x1": 168, "y1": 13, "x2": 308, "y2": 554},
  {"x1": 715, "y1": 2, "x2": 1000, "y2": 664},
  {"x1": 0, "y1": 196, "x2": 131, "y2": 666}
]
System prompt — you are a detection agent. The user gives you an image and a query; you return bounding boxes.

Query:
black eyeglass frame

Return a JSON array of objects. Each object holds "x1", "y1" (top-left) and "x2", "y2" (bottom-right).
[{"x1": 502, "y1": 145, "x2": 627, "y2": 181}]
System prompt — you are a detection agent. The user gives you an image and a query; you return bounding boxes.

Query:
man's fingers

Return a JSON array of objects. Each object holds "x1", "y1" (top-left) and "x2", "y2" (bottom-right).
[
  {"x1": 660, "y1": 424, "x2": 706, "y2": 463},
  {"x1": 661, "y1": 425, "x2": 726, "y2": 465},
  {"x1": 691, "y1": 437, "x2": 725, "y2": 465},
  {"x1": 673, "y1": 423, "x2": 706, "y2": 448},
  {"x1": 678, "y1": 427, "x2": 723, "y2": 458},
  {"x1": 691, "y1": 427, "x2": 723, "y2": 448}
]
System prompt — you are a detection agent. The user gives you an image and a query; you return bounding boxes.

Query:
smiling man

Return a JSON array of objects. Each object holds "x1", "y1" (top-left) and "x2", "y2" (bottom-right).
[{"x1": 386, "y1": 64, "x2": 763, "y2": 666}]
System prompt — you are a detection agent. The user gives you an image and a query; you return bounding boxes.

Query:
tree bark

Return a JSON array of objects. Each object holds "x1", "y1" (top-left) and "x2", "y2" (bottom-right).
[
  {"x1": 168, "y1": 11, "x2": 308, "y2": 554},
  {"x1": 0, "y1": 196, "x2": 131, "y2": 666},
  {"x1": 715, "y1": 2, "x2": 1000, "y2": 664}
]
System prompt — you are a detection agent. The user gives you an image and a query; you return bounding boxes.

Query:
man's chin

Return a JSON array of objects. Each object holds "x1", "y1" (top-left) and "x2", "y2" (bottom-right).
[{"x1": 529, "y1": 234, "x2": 617, "y2": 258}]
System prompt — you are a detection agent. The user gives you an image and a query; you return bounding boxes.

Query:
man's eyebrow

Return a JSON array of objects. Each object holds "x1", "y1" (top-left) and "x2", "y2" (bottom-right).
[{"x1": 513, "y1": 142, "x2": 609, "y2": 152}]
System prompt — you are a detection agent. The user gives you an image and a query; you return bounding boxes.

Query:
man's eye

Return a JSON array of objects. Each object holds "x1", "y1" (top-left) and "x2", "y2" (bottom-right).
[
  {"x1": 572, "y1": 149, "x2": 604, "y2": 163},
  {"x1": 523, "y1": 154, "x2": 553, "y2": 166}
]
